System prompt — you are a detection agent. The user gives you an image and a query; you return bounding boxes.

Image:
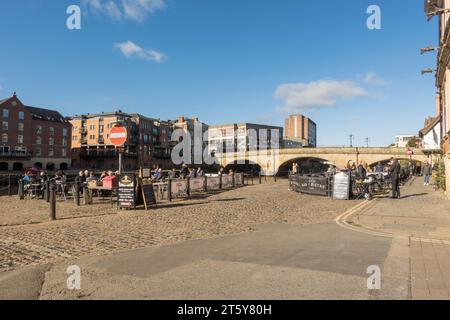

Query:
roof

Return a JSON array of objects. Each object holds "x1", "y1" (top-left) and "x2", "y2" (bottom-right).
[
  {"x1": 0, "y1": 97, "x2": 10, "y2": 105},
  {"x1": 25, "y1": 105, "x2": 68, "y2": 123},
  {"x1": 419, "y1": 116, "x2": 440, "y2": 137}
]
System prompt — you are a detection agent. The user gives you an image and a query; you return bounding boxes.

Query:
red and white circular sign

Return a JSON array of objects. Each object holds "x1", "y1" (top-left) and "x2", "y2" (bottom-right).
[{"x1": 109, "y1": 125, "x2": 127, "y2": 147}]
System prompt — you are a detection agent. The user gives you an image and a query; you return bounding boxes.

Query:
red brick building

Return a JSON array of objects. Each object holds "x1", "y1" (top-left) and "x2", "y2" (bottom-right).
[
  {"x1": 69, "y1": 111, "x2": 175, "y2": 171},
  {"x1": 0, "y1": 93, "x2": 72, "y2": 171}
]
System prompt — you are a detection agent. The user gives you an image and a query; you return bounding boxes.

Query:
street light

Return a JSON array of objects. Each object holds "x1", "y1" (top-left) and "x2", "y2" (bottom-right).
[
  {"x1": 421, "y1": 68, "x2": 436, "y2": 75},
  {"x1": 424, "y1": 0, "x2": 450, "y2": 21},
  {"x1": 420, "y1": 46, "x2": 439, "y2": 54}
]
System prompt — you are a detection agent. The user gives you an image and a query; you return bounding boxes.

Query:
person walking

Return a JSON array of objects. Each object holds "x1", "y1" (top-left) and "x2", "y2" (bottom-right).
[
  {"x1": 389, "y1": 158, "x2": 401, "y2": 199},
  {"x1": 421, "y1": 160, "x2": 432, "y2": 186}
]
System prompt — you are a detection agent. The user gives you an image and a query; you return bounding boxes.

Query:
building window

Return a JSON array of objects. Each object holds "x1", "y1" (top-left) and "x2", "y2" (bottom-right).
[
  {"x1": 49, "y1": 137, "x2": 54, "y2": 145},
  {"x1": 48, "y1": 148, "x2": 54, "y2": 157},
  {"x1": 62, "y1": 138, "x2": 67, "y2": 146},
  {"x1": 18, "y1": 123, "x2": 24, "y2": 131},
  {"x1": 1, "y1": 133, "x2": 7, "y2": 143},
  {"x1": 36, "y1": 126, "x2": 42, "y2": 134},
  {"x1": 36, "y1": 136, "x2": 42, "y2": 145},
  {"x1": 17, "y1": 135, "x2": 23, "y2": 144},
  {"x1": 2, "y1": 109, "x2": 9, "y2": 118},
  {"x1": 2, "y1": 121, "x2": 8, "y2": 130},
  {"x1": 49, "y1": 127, "x2": 54, "y2": 135},
  {"x1": 63, "y1": 128, "x2": 68, "y2": 137},
  {"x1": 62, "y1": 148, "x2": 67, "y2": 157},
  {"x1": 90, "y1": 124, "x2": 95, "y2": 130},
  {"x1": 18, "y1": 111, "x2": 24, "y2": 120},
  {"x1": 35, "y1": 148, "x2": 41, "y2": 157}
]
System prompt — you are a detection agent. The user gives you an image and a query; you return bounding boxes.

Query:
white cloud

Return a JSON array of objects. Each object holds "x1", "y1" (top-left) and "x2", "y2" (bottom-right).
[
  {"x1": 274, "y1": 79, "x2": 367, "y2": 112},
  {"x1": 363, "y1": 72, "x2": 387, "y2": 85},
  {"x1": 114, "y1": 40, "x2": 167, "y2": 63},
  {"x1": 83, "y1": 0, "x2": 165, "y2": 21}
]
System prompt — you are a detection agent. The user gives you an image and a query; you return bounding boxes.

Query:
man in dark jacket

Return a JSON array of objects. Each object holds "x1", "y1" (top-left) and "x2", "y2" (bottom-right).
[{"x1": 389, "y1": 158, "x2": 401, "y2": 199}]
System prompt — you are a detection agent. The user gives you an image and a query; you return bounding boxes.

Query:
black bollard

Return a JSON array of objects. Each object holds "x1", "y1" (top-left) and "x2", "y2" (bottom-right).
[
  {"x1": 204, "y1": 176, "x2": 208, "y2": 192},
  {"x1": 50, "y1": 184, "x2": 56, "y2": 221},
  {"x1": 45, "y1": 180, "x2": 50, "y2": 202},
  {"x1": 75, "y1": 182, "x2": 80, "y2": 206},
  {"x1": 8, "y1": 175, "x2": 11, "y2": 196},
  {"x1": 18, "y1": 179, "x2": 24, "y2": 200},
  {"x1": 186, "y1": 177, "x2": 191, "y2": 197},
  {"x1": 259, "y1": 172, "x2": 262, "y2": 184},
  {"x1": 232, "y1": 173, "x2": 235, "y2": 188},
  {"x1": 219, "y1": 174, "x2": 223, "y2": 189},
  {"x1": 274, "y1": 175, "x2": 277, "y2": 183},
  {"x1": 167, "y1": 179, "x2": 172, "y2": 202}
]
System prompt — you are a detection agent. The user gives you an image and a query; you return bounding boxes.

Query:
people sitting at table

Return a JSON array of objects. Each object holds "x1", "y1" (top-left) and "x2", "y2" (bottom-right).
[
  {"x1": 22, "y1": 171, "x2": 32, "y2": 186},
  {"x1": 168, "y1": 168, "x2": 178, "y2": 179},
  {"x1": 153, "y1": 168, "x2": 163, "y2": 180},
  {"x1": 188, "y1": 167, "x2": 197, "y2": 179},
  {"x1": 54, "y1": 170, "x2": 65, "y2": 182},
  {"x1": 374, "y1": 162, "x2": 384, "y2": 173},
  {"x1": 100, "y1": 171, "x2": 108, "y2": 181},
  {"x1": 196, "y1": 167, "x2": 204, "y2": 177},
  {"x1": 179, "y1": 164, "x2": 189, "y2": 179},
  {"x1": 86, "y1": 171, "x2": 97, "y2": 183}
]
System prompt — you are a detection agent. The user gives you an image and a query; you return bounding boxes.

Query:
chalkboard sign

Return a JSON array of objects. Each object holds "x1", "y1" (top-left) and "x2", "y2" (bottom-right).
[
  {"x1": 289, "y1": 174, "x2": 301, "y2": 192},
  {"x1": 138, "y1": 178, "x2": 156, "y2": 210},
  {"x1": 118, "y1": 174, "x2": 136, "y2": 209},
  {"x1": 298, "y1": 176, "x2": 329, "y2": 196},
  {"x1": 333, "y1": 172, "x2": 350, "y2": 200}
]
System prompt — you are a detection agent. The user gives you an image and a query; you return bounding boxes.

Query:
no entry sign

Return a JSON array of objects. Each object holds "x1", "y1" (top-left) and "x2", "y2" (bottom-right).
[{"x1": 110, "y1": 125, "x2": 127, "y2": 147}]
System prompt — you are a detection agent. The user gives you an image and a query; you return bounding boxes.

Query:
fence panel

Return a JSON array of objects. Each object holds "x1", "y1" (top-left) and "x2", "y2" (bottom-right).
[
  {"x1": 235, "y1": 173, "x2": 244, "y2": 186},
  {"x1": 171, "y1": 179, "x2": 188, "y2": 197},
  {"x1": 206, "y1": 176, "x2": 221, "y2": 190},
  {"x1": 222, "y1": 175, "x2": 234, "y2": 189},
  {"x1": 189, "y1": 177, "x2": 205, "y2": 193}
]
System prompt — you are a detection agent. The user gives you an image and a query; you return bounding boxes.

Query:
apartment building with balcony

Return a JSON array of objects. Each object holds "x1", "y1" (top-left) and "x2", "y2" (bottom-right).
[
  {"x1": 69, "y1": 111, "x2": 175, "y2": 170},
  {"x1": 0, "y1": 93, "x2": 71, "y2": 171}
]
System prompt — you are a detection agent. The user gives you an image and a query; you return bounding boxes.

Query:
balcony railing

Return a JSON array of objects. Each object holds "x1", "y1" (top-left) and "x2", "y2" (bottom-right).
[{"x1": 0, "y1": 151, "x2": 32, "y2": 159}]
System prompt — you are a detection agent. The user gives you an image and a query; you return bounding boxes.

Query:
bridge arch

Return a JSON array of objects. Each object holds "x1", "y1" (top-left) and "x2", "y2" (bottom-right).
[
  {"x1": 223, "y1": 160, "x2": 262, "y2": 174},
  {"x1": 277, "y1": 157, "x2": 332, "y2": 176}
]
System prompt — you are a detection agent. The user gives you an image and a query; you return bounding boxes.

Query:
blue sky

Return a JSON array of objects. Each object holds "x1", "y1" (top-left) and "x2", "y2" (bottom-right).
[{"x1": 0, "y1": 0, "x2": 439, "y2": 147}]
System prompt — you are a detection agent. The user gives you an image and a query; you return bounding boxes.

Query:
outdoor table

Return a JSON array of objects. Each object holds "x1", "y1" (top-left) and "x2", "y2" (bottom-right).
[{"x1": 87, "y1": 185, "x2": 118, "y2": 206}]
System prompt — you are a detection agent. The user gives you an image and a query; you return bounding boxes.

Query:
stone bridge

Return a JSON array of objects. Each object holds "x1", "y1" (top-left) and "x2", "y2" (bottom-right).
[{"x1": 217, "y1": 147, "x2": 429, "y2": 175}]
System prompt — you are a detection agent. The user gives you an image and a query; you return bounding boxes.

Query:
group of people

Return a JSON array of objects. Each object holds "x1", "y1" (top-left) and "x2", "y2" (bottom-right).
[
  {"x1": 74, "y1": 170, "x2": 117, "y2": 186},
  {"x1": 291, "y1": 157, "x2": 435, "y2": 200},
  {"x1": 151, "y1": 165, "x2": 234, "y2": 181}
]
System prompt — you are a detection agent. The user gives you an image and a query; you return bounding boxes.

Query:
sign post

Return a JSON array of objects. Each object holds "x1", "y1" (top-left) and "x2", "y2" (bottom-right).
[{"x1": 109, "y1": 125, "x2": 128, "y2": 173}]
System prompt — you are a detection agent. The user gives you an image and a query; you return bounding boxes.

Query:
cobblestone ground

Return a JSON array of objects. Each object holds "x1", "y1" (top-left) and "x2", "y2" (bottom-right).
[{"x1": 0, "y1": 181, "x2": 359, "y2": 273}]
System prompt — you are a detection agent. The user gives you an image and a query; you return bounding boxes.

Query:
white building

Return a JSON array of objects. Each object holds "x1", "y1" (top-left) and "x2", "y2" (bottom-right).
[
  {"x1": 395, "y1": 135, "x2": 419, "y2": 148},
  {"x1": 419, "y1": 116, "x2": 442, "y2": 152}
]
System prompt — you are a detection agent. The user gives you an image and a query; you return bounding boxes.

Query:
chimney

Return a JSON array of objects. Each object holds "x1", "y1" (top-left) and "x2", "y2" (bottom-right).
[{"x1": 436, "y1": 94, "x2": 441, "y2": 116}]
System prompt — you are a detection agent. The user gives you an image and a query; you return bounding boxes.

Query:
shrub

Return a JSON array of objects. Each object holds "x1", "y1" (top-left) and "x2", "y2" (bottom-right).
[{"x1": 433, "y1": 160, "x2": 446, "y2": 191}]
